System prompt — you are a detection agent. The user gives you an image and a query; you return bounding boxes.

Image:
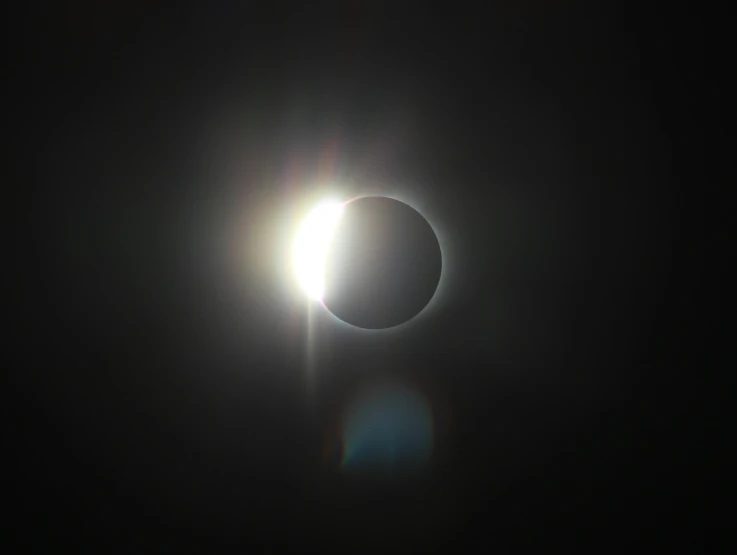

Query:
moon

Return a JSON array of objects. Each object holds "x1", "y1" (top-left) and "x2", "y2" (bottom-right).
[
  {"x1": 324, "y1": 196, "x2": 442, "y2": 329},
  {"x1": 292, "y1": 196, "x2": 442, "y2": 329}
]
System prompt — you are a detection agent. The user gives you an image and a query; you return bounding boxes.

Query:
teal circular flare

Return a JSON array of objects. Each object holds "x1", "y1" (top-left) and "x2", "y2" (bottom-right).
[{"x1": 340, "y1": 384, "x2": 433, "y2": 471}]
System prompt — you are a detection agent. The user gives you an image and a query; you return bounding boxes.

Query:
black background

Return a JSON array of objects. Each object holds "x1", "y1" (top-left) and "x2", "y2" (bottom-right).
[{"x1": 12, "y1": 2, "x2": 711, "y2": 551}]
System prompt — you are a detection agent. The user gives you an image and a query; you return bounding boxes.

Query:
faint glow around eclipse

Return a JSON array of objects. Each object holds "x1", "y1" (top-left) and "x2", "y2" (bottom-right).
[{"x1": 292, "y1": 200, "x2": 345, "y2": 301}]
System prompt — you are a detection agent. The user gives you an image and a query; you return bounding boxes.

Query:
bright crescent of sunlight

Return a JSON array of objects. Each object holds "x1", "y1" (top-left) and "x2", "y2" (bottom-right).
[{"x1": 292, "y1": 200, "x2": 345, "y2": 301}]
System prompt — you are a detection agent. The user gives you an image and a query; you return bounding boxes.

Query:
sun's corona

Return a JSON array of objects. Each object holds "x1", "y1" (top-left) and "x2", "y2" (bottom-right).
[{"x1": 292, "y1": 200, "x2": 345, "y2": 301}]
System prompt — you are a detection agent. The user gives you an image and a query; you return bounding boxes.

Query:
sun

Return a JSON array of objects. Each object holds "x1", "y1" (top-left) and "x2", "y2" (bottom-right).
[{"x1": 292, "y1": 199, "x2": 345, "y2": 301}]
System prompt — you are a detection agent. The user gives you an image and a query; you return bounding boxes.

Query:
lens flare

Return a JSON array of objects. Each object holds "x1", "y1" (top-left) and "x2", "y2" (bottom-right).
[{"x1": 339, "y1": 383, "x2": 434, "y2": 471}]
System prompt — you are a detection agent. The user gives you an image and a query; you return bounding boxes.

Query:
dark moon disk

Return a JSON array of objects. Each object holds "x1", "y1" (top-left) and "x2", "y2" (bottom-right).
[{"x1": 323, "y1": 196, "x2": 442, "y2": 329}]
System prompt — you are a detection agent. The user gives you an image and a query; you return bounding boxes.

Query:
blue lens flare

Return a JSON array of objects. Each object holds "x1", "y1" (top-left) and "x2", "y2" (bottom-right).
[{"x1": 338, "y1": 383, "x2": 434, "y2": 471}]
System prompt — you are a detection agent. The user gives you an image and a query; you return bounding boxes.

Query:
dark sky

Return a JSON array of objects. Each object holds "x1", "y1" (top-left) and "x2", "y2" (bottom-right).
[{"x1": 15, "y1": 3, "x2": 700, "y2": 551}]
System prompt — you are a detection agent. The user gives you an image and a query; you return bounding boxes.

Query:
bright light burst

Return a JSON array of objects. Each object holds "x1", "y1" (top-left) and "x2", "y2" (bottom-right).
[{"x1": 292, "y1": 200, "x2": 345, "y2": 301}]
